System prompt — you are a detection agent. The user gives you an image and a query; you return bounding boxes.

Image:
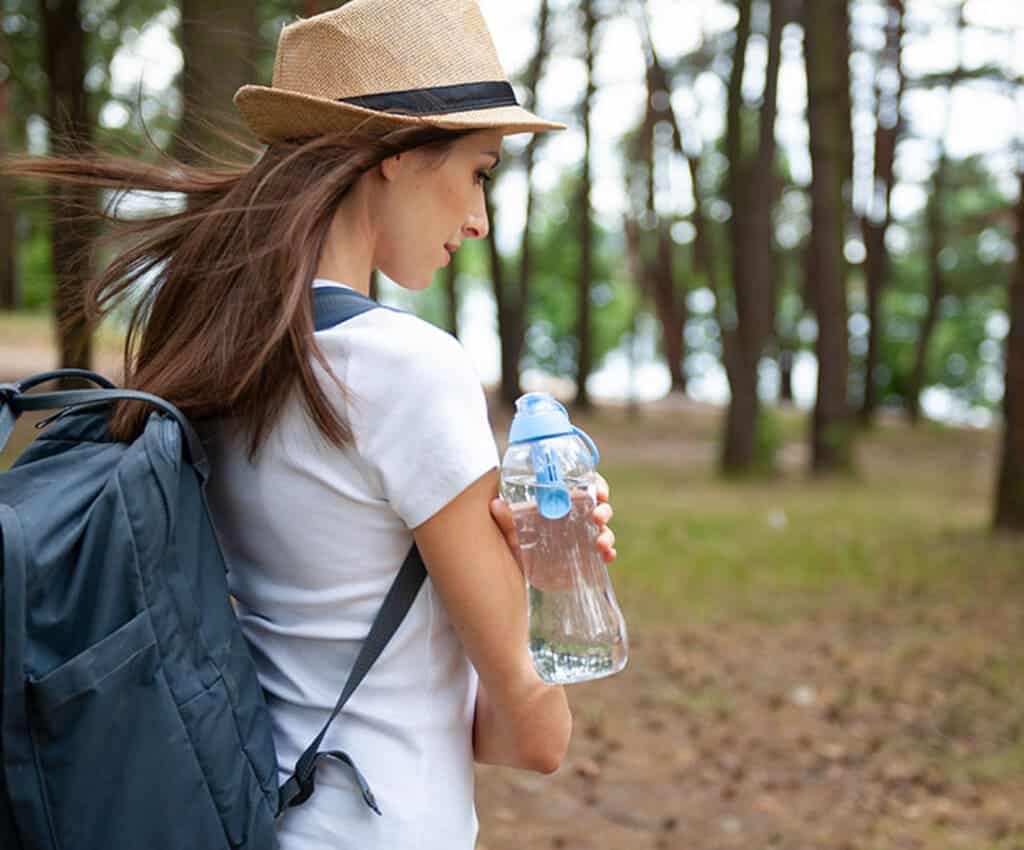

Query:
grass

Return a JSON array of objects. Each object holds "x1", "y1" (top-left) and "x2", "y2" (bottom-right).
[
  {"x1": 587, "y1": 411, "x2": 1023, "y2": 625},
  {"x1": 605, "y1": 456, "x2": 1005, "y2": 623}
]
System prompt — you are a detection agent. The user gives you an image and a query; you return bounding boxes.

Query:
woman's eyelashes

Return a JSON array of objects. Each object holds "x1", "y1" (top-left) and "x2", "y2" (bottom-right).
[{"x1": 476, "y1": 169, "x2": 493, "y2": 185}]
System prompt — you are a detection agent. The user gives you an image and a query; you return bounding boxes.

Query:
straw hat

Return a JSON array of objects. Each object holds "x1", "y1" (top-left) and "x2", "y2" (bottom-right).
[{"x1": 234, "y1": 0, "x2": 566, "y2": 143}]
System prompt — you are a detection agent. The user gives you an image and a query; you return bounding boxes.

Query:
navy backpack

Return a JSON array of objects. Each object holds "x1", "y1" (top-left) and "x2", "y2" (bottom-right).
[{"x1": 0, "y1": 286, "x2": 426, "y2": 849}]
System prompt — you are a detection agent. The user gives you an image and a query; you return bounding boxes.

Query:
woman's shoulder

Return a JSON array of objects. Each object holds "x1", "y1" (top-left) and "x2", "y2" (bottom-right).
[{"x1": 318, "y1": 303, "x2": 481, "y2": 389}]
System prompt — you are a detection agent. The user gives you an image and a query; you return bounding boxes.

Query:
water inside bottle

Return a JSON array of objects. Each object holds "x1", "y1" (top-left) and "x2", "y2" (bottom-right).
[{"x1": 504, "y1": 476, "x2": 628, "y2": 685}]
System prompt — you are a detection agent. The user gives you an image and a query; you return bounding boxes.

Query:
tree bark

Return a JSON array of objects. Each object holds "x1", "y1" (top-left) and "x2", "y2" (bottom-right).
[
  {"x1": 906, "y1": 3, "x2": 964, "y2": 425},
  {"x1": 574, "y1": 0, "x2": 597, "y2": 409},
  {"x1": 633, "y1": 8, "x2": 687, "y2": 394},
  {"x1": 906, "y1": 157, "x2": 947, "y2": 424},
  {"x1": 634, "y1": 7, "x2": 724, "y2": 346},
  {"x1": 0, "y1": 64, "x2": 16, "y2": 310},
  {"x1": 176, "y1": 0, "x2": 259, "y2": 161},
  {"x1": 721, "y1": 0, "x2": 755, "y2": 472},
  {"x1": 805, "y1": 0, "x2": 853, "y2": 472},
  {"x1": 484, "y1": 188, "x2": 515, "y2": 400},
  {"x1": 778, "y1": 348, "x2": 794, "y2": 402},
  {"x1": 300, "y1": 0, "x2": 339, "y2": 15},
  {"x1": 39, "y1": 0, "x2": 93, "y2": 370},
  {"x1": 500, "y1": 0, "x2": 552, "y2": 407},
  {"x1": 994, "y1": 171, "x2": 1024, "y2": 532},
  {"x1": 860, "y1": 0, "x2": 905, "y2": 425},
  {"x1": 720, "y1": 0, "x2": 784, "y2": 474},
  {"x1": 444, "y1": 248, "x2": 459, "y2": 338},
  {"x1": 653, "y1": 219, "x2": 685, "y2": 391}
]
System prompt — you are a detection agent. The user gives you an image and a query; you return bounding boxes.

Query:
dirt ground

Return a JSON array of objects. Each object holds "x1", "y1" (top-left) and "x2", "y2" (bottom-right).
[
  {"x1": 475, "y1": 596, "x2": 1024, "y2": 850},
  {"x1": 474, "y1": 401, "x2": 1024, "y2": 850}
]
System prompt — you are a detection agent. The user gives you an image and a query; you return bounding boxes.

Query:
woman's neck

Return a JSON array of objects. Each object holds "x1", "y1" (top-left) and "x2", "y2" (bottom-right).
[{"x1": 315, "y1": 189, "x2": 375, "y2": 296}]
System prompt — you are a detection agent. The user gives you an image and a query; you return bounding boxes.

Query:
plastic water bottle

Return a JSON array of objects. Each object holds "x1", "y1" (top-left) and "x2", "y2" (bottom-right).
[{"x1": 499, "y1": 392, "x2": 628, "y2": 685}]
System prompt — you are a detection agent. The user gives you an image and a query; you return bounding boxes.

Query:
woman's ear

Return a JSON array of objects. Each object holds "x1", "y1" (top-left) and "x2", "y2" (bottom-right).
[{"x1": 379, "y1": 152, "x2": 404, "y2": 183}]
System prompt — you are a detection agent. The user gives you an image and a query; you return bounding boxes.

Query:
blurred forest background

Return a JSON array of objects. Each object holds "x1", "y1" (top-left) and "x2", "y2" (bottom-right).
[
  {"x1": 1, "y1": 0, "x2": 1022, "y2": 526},
  {"x1": 2, "y1": 1, "x2": 1024, "y2": 847}
]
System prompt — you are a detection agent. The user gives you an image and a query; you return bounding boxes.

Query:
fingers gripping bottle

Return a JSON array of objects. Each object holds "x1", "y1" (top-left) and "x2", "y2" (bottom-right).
[{"x1": 499, "y1": 392, "x2": 628, "y2": 684}]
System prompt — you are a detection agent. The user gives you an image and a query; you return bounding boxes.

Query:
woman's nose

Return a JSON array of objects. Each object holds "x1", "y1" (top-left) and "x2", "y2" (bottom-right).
[{"x1": 462, "y1": 209, "x2": 489, "y2": 240}]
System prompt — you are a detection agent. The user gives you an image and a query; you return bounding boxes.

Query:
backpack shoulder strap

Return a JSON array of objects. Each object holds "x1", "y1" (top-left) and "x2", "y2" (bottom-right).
[
  {"x1": 274, "y1": 285, "x2": 428, "y2": 818},
  {"x1": 277, "y1": 546, "x2": 426, "y2": 816},
  {"x1": 3, "y1": 386, "x2": 208, "y2": 480},
  {"x1": 0, "y1": 370, "x2": 115, "y2": 456},
  {"x1": 312, "y1": 285, "x2": 406, "y2": 330}
]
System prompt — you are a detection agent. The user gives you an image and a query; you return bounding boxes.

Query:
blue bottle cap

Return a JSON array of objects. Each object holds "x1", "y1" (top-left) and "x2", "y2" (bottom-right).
[
  {"x1": 508, "y1": 393, "x2": 600, "y2": 464},
  {"x1": 508, "y1": 393, "x2": 601, "y2": 521}
]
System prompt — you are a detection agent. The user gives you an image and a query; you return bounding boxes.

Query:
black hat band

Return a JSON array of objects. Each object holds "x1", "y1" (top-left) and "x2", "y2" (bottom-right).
[{"x1": 339, "y1": 81, "x2": 518, "y2": 116}]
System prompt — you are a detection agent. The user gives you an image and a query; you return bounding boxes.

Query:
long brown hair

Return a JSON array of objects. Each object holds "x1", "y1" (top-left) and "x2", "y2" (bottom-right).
[{"x1": 3, "y1": 125, "x2": 470, "y2": 456}]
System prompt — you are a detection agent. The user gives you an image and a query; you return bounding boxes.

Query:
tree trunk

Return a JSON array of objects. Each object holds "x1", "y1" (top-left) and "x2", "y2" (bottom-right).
[
  {"x1": 720, "y1": 0, "x2": 784, "y2": 474},
  {"x1": 0, "y1": 66, "x2": 16, "y2": 310},
  {"x1": 778, "y1": 347, "x2": 794, "y2": 402},
  {"x1": 633, "y1": 12, "x2": 686, "y2": 394},
  {"x1": 836, "y1": 0, "x2": 854, "y2": 199},
  {"x1": 686, "y1": 155, "x2": 722, "y2": 308},
  {"x1": 574, "y1": 0, "x2": 597, "y2": 410},
  {"x1": 502, "y1": 0, "x2": 552, "y2": 407},
  {"x1": 720, "y1": 0, "x2": 756, "y2": 472},
  {"x1": 622, "y1": 215, "x2": 648, "y2": 420},
  {"x1": 906, "y1": 3, "x2": 963, "y2": 425},
  {"x1": 860, "y1": 0, "x2": 905, "y2": 425},
  {"x1": 176, "y1": 0, "x2": 259, "y2": 161},
  {"x1": 906, "y1": 158, "x2": 947, "y2": 424},
  {"x1": 805, "y1": 0, "x2": 853, "y2": 473},
  {"x1": 444, "y1": 249, "x2": 459, "y2": 338},
  {"x1": 300, "y1": 0, "x2": 339, "y2": 15},
  {"x1": 654, "y1": 219, "x2": 685, "y2": 391},
  {"x1": 636, "y1": 7, "x2": 723, "y2": 335},
  {"x1": 39, "y1": 0, "x2": 93, "y2": 370},
  {"x1": 484, "y1": 188, "x2": 516, "y2": 400},
  {"x1": 994, "y1": 171, "x2": 1024, "y2": 532}
]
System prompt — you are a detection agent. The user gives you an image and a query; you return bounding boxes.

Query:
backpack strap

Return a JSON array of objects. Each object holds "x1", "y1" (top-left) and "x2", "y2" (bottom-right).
[
  {"x1": 277, "y1": 545, "x2": 426, "y2": 816},
  {"x1": 1, "y1": 384, "x2": 209, "y2": 481},
  {"x1": 276, "y1": 285, "x2": 428, "y2": 818},
  {"x1": 311, "y1": 283, "x2": 406, "y2": 330},
  {"x1": 0, "y1": 369, "x2": 114, "y2": 455}
]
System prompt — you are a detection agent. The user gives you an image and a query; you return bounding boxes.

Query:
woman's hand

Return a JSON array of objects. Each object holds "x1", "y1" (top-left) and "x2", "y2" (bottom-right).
[{"x1": 489, "y1": 472, "x2": 618, "y2": 564}]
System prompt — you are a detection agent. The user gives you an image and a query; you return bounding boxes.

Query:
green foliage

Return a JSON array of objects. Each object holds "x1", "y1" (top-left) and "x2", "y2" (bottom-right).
[
  {"x1": 523, "y1": 170, "x2": 639, "y2": 376},
  {"x1": 5, "y1": 0, "x2": 179, "y2": 310},
  {"x1": 18, "y1": 218, "x2": 52, "y2": 311},
  {"x1": 861, "y1": 155, "x2": 1012, "y2": 414}
]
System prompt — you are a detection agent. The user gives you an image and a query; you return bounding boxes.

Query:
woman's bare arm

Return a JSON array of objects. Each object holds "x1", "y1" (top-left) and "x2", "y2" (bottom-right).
[{"x1": 412, "y1": 467, "x2": 572, "y2": 773}]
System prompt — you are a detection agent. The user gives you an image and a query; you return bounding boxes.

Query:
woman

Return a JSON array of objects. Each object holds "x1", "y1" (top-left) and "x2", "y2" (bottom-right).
[{"x1": 7, "y1": 1, "x2": 618, "y2": 848}]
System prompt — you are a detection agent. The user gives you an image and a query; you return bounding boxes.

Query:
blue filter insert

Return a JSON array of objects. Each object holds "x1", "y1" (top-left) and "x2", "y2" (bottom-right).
[{"x1": 530, "y1": 441, "x2": 572, "y2": 520}]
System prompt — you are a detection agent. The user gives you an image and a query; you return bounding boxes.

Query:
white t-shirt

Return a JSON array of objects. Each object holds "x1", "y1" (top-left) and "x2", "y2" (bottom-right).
[{"x1": 205, "y1": 281, "x2": 500, "y2": 850}]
